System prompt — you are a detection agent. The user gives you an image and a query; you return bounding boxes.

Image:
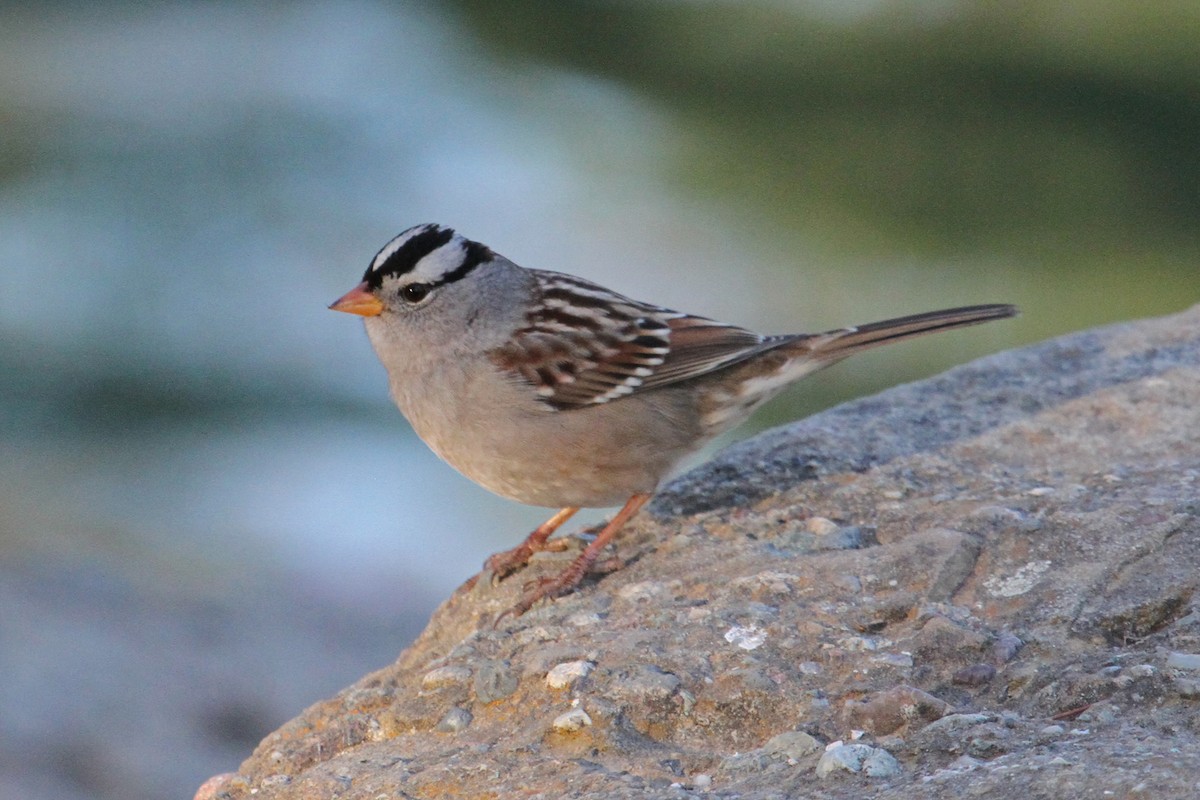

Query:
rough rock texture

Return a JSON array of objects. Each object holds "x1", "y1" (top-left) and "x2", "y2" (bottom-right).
[{"x1": 203, "y1": 306, "x2": 1200, "y2": 799}]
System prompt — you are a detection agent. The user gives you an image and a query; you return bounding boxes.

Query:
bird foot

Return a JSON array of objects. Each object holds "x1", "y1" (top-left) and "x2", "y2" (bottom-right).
[
  {"x1": 482, "y1": 537, "x2": 572, "y2": 585},
  {"x1": 492, "y1": 493, "x2": 652, "y2": 622},
  {"x1": 462, "y1": 506, "x2": 582, "y2": 592},
  {"x1": 495, "y1": 550, "x2": 626, "y2": 623},
  {"x1": 498, "y1": 565, "x2": 588, "y2": 622}
]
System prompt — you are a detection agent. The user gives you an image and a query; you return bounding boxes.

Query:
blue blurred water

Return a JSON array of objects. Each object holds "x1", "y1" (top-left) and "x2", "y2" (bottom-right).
[{"x1": 0, "y1": 0, "x2": 725, "y2": 601}]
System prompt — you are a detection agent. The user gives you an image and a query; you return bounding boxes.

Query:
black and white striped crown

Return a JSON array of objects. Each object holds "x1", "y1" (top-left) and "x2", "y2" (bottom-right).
[{"x1": 363, "y1": 223, "x2": 494, "y2": 290}]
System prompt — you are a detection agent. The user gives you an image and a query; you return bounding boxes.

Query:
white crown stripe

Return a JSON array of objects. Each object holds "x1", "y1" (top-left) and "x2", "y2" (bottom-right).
[{"x1": 369, "y1": 225, "x2": 433, "y2": 271}]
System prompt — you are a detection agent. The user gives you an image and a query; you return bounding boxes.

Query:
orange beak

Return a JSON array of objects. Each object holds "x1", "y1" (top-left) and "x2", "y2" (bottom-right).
[{"x1": 329, "y1": 281, "x2": 384, "y2": 317}]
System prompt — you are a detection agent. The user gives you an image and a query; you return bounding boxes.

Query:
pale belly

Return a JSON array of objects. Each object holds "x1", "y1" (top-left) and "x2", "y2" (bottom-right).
[{"x1": 396, "y1": 377, "x2": 704, "y2": 509}]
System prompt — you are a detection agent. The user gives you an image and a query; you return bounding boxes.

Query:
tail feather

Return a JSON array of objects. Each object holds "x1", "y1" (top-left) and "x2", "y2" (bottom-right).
[
  {"x1": 808, "y1": 304, "x2": 1018, "y2": 362},
  {"x1": 696, "y1": 303, "x2": 1016, "y2": 433}
]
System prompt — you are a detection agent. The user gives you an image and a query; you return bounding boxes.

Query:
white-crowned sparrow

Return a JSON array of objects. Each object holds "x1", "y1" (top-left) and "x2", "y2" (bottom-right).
[{"x1": 330, "y1": 223, "x2": 1016, "y2": 615}]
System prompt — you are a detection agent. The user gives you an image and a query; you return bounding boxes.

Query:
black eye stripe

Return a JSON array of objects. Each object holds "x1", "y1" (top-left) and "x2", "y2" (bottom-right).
[
  {"x1": 427, "y1": 238, "x2": 492, "y2": 289},
  {"x1": 397, "y1": 238, "x2": 495, "y2": 302}
]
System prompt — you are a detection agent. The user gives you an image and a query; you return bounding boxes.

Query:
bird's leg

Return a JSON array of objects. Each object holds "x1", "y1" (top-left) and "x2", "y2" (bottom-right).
[
  {"x1": 506, "y1": 492, "x2": 652, "y2": 618},
  {"x1": 482, "y1": 506, "x2": 579, "y2": 583}
]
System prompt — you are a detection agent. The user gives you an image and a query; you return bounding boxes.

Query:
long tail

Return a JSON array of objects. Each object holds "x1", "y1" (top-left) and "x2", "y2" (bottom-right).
[{"x1": 807, "y1": 304, "x2": 1018, "y2": 362}]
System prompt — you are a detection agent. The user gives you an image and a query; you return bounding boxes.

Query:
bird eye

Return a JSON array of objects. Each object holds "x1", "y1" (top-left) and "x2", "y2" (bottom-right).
[{"x1": 400, "y1": 283, "x2": 431, "y2": 303}]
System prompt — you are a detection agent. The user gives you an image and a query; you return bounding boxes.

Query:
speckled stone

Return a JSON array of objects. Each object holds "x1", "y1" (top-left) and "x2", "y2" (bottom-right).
[
  {"x1": 473, "y1": 660, "x2": 518, "y2": 704},
  {"x1": 551, "y1": 708, "x2": 592, "y2": 733}
]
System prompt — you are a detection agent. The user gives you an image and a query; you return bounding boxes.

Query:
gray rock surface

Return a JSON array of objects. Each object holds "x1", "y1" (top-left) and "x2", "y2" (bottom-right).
[{"x1": 202, "y1": 305, "x2": 1200, "y2": 799}]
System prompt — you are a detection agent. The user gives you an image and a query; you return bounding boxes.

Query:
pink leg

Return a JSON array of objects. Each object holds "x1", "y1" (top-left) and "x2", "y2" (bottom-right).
[
  {"x1": 504, "y1": 493, "x2": 652, "y2": 618},
  {"x1": 482, "y1": 506, "x2": 579, "y2": 583}
]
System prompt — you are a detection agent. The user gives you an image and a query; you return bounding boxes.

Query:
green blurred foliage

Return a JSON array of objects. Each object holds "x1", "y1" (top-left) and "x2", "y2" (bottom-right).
[{"x1": 445, "y1": 0, "x2": 1200, "y2": 258}]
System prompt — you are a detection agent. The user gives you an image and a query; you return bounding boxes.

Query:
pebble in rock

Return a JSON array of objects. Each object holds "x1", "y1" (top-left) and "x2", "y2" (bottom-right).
[
  {"x1": 474, "y1": 661, "x2": 518, "y2": 703},
  {"x1": 1165, "y1": 652, "x2": 1200, "y2": 671},
  {"x1": 861, "y1": 748, "x2": 902, "y2": 778},
  {"x1": 551, "y1": 708, "x2": 593, "y2": 733},
  {"x1": 567, "y1": 611, "x2": 602, "y2": 627},
  {"x1": 724, "y1": 624, "x2": 768, "y2": 650},
  {"x1": 806, "y1": 516, "x2": 840, "y2": 536},
  {"x1": 546, "y1": 660, "x2": 595, "y2": 689},
  {"x1": 193, "y1": 773, "x2": 239, "y2": 800},
  {"x1": 816, "y1": 744, "x2": 901, "y2": 779},
  {"x1": 435, "y1": 707, "x2": 472, "y2": 733},
  {"x1": 764, "y1": 730, "x2": 821, "y2": 761},
  {"x1": 421, "y1": 665, "x2": 472, "y2": 691},
  {"x1": 921, "y1": 713, "x2": 992, "y2": 735},
  {"x1": 990, "y1": 633, "x2": 1024, "y2": 665},
  {"x1": 953, "y1": 663, "x2": 997, "y2": 686}
]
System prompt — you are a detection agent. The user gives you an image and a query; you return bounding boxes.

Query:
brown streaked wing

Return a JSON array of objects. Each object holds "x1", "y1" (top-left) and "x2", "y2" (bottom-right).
[
  {"x1": 632, "y1": 315, "x2": 791, "y2": 390},
  {"x1": 488, "y1": 270, "x2": 805, "y2": 408},
  {"x1": 487, "y1": 271, "x2": 678, "y2": 408}
]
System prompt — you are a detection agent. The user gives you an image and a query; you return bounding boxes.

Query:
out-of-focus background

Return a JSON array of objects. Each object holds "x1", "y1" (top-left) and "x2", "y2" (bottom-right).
[{"x1": 1, "y1": 1, "x2": 1196, "y2": 797}]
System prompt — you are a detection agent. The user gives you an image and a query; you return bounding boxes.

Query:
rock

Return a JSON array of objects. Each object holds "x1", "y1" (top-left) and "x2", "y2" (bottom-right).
[
  {"x1": 420, "y1": 664, "x2": 472, "y2": 691},
  {"x1": 434, "y1": 706, "x2": 471, "y2": 733},
  {"x1": 472, "y1": 660, "x2": 518, "y2": 703},
  {"x1": 912, "y1": 712, "x2": 1002, "y2": 754},
  {"x1": 1165, "y1": 652, "x2": 1200, "y2": 671},
  {"x1": 723, "y1": 624, "x2": 768, "y2": 650},
  {"x1": 545, "y1": 659, "x2": 595, "y2": 689},
  {"x1": 921, "y1": 712, "x2": 993, "y2": 734},
  {"x1": 550, "y1": 708, "x2": 592, "y2": 733},
  {"x1": 206, "y1": 305, "x2": 1200, "y2": 799},
  {"x1": 816, "y1": 743, "x2": 901, "y2": 778},
  {"x1": 953, "y1": 663, "x2": 997, "y2": 686},
  {"x1": 763, "y1": 730, "x2": 822, "y2": 760},
  {"x1": 719, "y1": 728, "x2": 823, "y2": 775},
  {"x1": 862, "y1": 747, "x2": 902, "y2": 777},
  {"x1": 909, "y1": 614, "x2": 990, "y2": 666},
  {"x1": 844, "y1": 685, "x2": 952, "y2": 735},
  {"x1": 807, "y1": 516, "x2": 841, "y2": 536},
  {"x1": 990, "y1": 633, "x2": 1024, "y2": 665},
  {"x1": 194, "y1": 773, "x2": 241, "y2": 800}
]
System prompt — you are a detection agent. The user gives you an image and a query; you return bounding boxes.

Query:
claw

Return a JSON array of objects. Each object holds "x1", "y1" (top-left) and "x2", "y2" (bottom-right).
[
  {"x1": 479, "y1": 506, "x2": 580, "y2": 585},
  {"x1": 491, "y1": 493, "x2": 652, "y2": 620}
]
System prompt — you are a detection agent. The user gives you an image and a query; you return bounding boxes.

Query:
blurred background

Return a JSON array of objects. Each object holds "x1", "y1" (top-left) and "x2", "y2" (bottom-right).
[{"x1": 1, "y1": 1, "x2": 1196, "y2": 797}]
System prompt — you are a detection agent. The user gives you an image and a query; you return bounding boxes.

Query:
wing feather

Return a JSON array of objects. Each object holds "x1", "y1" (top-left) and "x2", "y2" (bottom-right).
[{"x1": 488, "y1": 271, "x2": 792, "y2": 409}]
